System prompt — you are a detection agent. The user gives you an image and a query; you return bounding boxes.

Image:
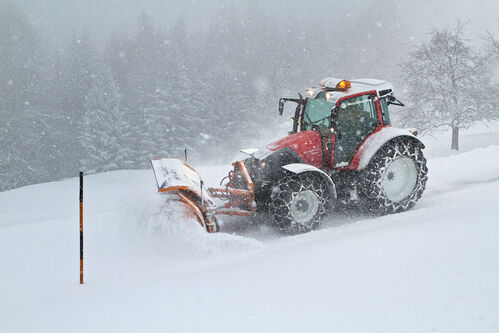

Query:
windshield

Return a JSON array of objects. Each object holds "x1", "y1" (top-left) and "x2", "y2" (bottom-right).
[{"x1": 302, "y1": 99, "x2": 335, "y2": 130}]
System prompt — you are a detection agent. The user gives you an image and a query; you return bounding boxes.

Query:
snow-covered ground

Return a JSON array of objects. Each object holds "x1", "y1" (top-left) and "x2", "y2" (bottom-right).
[{"x1": 1, "y1": 125, "x2": 499, "y2": 333}]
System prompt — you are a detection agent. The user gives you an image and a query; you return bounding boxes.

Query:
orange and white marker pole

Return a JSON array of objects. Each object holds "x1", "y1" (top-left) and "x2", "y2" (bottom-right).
[{"x1": 79, "y1": 171, "x2": 84, "y2": 284}]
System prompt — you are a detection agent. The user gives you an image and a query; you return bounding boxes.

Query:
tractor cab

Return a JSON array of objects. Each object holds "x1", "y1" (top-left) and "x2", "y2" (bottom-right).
[{"x1": 278, "y1": 78, "x2": 405, "y2": 169}]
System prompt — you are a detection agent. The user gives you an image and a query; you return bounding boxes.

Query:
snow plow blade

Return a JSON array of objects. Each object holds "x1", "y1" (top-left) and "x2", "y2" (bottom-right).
[
  {"x1": 150, "y1": 158, "x2": 257, "y2": 233},
  {"x1": 150, "y1": 158, "x2": 218, "y2": 233}
]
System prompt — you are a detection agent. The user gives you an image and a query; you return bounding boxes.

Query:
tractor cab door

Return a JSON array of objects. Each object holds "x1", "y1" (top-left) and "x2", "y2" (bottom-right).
[
  {"x1": 301, "y1": 98, "x2": 335, "y2": 169},
  {"x1": 333, "y1": 93, "x2": 380, "y2": 168}
]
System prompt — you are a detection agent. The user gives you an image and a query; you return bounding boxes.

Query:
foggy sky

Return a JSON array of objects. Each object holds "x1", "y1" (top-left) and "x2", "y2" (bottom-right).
[
  {"x1": 10, "y1": 0, "x2": 499, "y2": 48},
  {"x1": 1, "y1": 0, "x2": 498, "y2": 191}
]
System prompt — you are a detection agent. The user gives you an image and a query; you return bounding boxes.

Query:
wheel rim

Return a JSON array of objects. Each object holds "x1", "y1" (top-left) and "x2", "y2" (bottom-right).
[
  {"x1": 381, "y1": 157, "x2": 418, "y2": 202},
  {"x1": 289, "y1": 190, "x2": 319, "y2": 224}
]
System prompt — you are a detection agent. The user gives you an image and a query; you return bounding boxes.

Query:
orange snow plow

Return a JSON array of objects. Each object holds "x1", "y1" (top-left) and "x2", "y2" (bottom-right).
[{"x1": 150, "y1": 157, "x2": 256, "y2": 233}]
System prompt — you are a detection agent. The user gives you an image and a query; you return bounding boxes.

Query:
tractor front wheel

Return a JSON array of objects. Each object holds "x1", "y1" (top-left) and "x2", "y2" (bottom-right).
[
  {"x1": 269, "y1": 173, "x2": 328, "y2": 234},
  {"x1": 360, "y1": 139, "x2": 428, "y2": 214}
]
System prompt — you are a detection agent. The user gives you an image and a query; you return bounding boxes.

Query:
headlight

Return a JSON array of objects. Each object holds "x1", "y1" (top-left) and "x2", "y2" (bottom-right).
[
  {"x1": 325, "y1": 92, "x2": 333, "y2": 100},
  {"x1": 306, "y1": 89, "x2": 314, "y2": 96}
]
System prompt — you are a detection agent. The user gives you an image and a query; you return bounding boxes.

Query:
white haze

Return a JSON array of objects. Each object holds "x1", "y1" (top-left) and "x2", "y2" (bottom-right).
[
  {"x1": 16, "y1": 0, "x2": 499, "y2": 45},
  {"x1": 0, "y1": 0, "x2": 498, "y2": 191}
]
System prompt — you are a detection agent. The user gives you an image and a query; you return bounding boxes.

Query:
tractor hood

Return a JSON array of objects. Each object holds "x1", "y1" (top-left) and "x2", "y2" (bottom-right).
[{"x1": 265, "y1": 130, "x2": 323, "y2": 169}]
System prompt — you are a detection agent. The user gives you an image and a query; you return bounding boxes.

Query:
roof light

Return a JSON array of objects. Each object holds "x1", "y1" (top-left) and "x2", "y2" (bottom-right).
[{"x1": 335, "y1": 80, "x2": 351, "y2": 90}]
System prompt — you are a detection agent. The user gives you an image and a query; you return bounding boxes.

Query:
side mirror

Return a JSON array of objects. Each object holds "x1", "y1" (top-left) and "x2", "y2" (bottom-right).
[
  {"x1": 387, "y1": 95, "x2": 405, "y2": 107},
  {"x1": 278, "y1": 99, "x2": 284, "y2": 115}
]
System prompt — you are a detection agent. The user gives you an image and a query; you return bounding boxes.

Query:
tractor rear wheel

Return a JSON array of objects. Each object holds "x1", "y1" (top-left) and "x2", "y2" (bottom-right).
[
  {"x1": 269, "y1": 173, "x2": 328, "y2": 234},
  {"x1": 360, "y1": 139, "x2": 428, "y2": 214}
]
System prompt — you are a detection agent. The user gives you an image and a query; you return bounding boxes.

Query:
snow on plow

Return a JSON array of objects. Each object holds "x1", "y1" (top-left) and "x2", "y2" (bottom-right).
[{"x1": 150, "y1": 157, "x2": 256, "y2": 233}]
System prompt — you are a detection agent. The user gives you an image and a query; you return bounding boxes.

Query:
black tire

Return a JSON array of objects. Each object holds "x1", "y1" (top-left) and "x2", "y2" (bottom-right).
[
  {"x1": 360, "y1": 138, "x2": 428, "y2": 214},
  {"x1": 269, "y1": 173, "x2": 328, "y2": 234}
]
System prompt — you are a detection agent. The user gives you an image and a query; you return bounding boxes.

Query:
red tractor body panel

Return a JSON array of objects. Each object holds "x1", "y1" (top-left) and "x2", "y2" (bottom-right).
[{"x1": 266, "y1": 130, "x2": 323, "y2": 169}]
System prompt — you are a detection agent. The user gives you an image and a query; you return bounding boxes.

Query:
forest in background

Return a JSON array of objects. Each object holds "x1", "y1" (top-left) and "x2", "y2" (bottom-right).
[{"x1": 1, "y1": 0, "x2": 497, "y2": 191}]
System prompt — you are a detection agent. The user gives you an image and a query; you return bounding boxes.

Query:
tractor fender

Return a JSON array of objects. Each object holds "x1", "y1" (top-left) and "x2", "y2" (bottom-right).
[
  {"x1": 282, "y1": 163, "x2": 337, "y2": 199},
  {"x1": 352, "y1": 127, "x2": 425, "y2": 170}
]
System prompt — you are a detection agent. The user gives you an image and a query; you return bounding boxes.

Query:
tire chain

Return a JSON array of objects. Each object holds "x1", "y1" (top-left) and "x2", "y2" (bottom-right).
[
  {"x1": 269, "y1": 174, "x2": 328, "y2": 234},
  {"x1": 362, "y1": 139, "x2": 428, "y2": 214}
]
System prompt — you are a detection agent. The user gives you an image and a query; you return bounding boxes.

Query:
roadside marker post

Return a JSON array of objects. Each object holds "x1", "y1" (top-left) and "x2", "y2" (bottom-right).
[{"x1": 79, "y1": 171, "x2": 84, "y2": 284}]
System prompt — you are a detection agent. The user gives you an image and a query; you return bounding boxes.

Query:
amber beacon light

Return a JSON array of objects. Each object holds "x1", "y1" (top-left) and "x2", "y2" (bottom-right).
[{"x1": 335, "y1": 80, "x2": 351, "y2": 90}]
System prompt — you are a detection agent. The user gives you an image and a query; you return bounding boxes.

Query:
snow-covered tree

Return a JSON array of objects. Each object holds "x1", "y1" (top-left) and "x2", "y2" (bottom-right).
[
  {"x1": 399, "y1": 22, "x2": 498, "y2": 150},
  {"x1": 482, "y1": 31, "x2": 499, "y2": 109},
  {"x1": 138, "y1": 84, "x2": 175, "y2": 163},
  {"x1": 49, "y1": 31, "x2": 100, "y2": 175},
  {"x1": 0, "y1": 5, "x2": 47, "y2": 190},
  {"x1": 79, "y1": 71, "x2": 133, "y2": 173}
]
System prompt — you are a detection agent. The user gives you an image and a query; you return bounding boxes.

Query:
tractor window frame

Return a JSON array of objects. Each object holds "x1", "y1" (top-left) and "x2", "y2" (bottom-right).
[
  {"x1": 332, "y1": 91, "x2": 381, "y2": 168},
  {"x1": 379, "y1": 97, "x2": 391, "y2": 125},
  {"x1": 334, "y1": 92, "x2": 380, "y2": 128},
  {"x1": 300, "y1": 97, "x2": 335, "y2": 132}
]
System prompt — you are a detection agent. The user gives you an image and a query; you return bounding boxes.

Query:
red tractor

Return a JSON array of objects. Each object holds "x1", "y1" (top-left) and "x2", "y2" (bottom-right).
[{"x1": 151, "y1": 78, "x2": 428, "y2": 234}]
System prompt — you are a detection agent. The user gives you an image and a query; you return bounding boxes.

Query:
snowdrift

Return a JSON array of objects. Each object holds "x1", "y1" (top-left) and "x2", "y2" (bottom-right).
[{"x1": 1, "y1": 132, "x2": 498, "y2": 332}]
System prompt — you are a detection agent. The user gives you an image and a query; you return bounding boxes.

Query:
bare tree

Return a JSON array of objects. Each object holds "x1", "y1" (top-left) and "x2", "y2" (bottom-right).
[{"x1": 399, "y1": 21, "x2": 497, "y2": 150}]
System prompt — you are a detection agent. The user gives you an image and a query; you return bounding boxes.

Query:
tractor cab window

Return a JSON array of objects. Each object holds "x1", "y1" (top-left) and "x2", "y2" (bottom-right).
[
  {"x1": 337, "y1": 94, "x2": 378, "y2": 135},
  {"x1": 379, "y1": 97, "x2": 391, "y2": 125},
  {"x1": 302, "y1": 99, "x2": 335, "y2": 131},
  {"x1": 334, "y1": 94, "x2": 379, "y2": 167}
]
